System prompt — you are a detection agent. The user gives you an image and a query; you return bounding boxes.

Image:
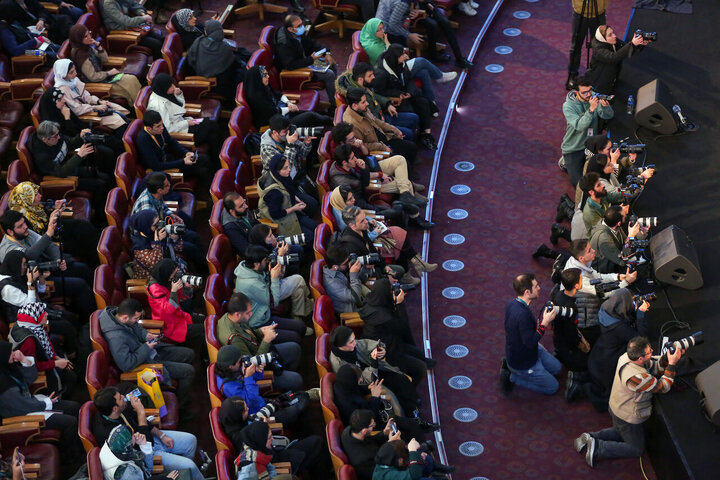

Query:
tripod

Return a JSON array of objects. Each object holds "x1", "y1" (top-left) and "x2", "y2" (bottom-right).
[{"x1": 567, "y1": 0, "x2": 606, "y2": 89}]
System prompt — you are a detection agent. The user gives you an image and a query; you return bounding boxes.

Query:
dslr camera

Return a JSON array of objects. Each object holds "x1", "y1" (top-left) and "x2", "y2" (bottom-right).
[
  {"x1": 28, "y1": 259, "x2": 62, "y2": 273},
  {"x1": 242, "y1": 352, "x2": 277, "y2": 368},
  {"x1": 44, "y1": 308, "x2": 63, "y2": 320},
  {"x1": 277, "y1": 234, "x2": 306, "y2": 246},
  {"x1": 629, "y1": 215, "x2": 657, "y2": 228},
  {"x1": 288, "y1": 125, "x2": 323, "y2": 139},
  {"x1": 592, "y1": 93, "x2": 614, "y2": 101},
  {"x1": 590, "y1": 278, "x2": 621, "y2": 297},
  {"x1": 349, "y1": 252, "x2": 381, "y2": 266},
  {"x1": 633, "y1": 293, "x2": 657, "y2": 304},
  {"x1": 268, "y1": 252, "x2": 300, "y2": 267},
  {"x1": 81, "y1": 132, "x2": 105, "y2": 144},
  {"x1": 635, "y1": 29, "x2": 657, "y2": 41},
  {"x1": 612, "y1": 142, "x2": 646, "y2": 154},
  {"x1": 253, "y1": 403, "x2": 277, "y2": 420},
  {"x1": 172, "y1": 270, "x2": 203, "y2": 288},
  {"x1": 156, "y1": 220, "x2": 186, "y2": 236},
  {"x1": 544, "y1": 301, "x2": 576, "y2": 318},
  {"x1": 392, "y1": 282, "x2": 416, "y2": 295},
  {"x1": 629, "y1": 165, "x2": 655, "y2": 176},
  {"x1": 662, "y1": 331, "x2": 703, "y2": 355}
]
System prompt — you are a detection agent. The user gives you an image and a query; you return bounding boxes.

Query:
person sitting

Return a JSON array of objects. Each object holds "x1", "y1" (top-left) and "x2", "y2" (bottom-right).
[
  {"x1": 67, "y1": 24, "x2": 142, "y2": 105},
  {"x1": 129, "y1": 209, "x2": 177, "y2": 280},
  {"x1": 584, "y1": 25, "x2": 649, "y2": 95},
  {"x1": 99, "y1": 298, "x2": 195, "y2": 402},
  {"x1": 217, "y1": 292, "x2": 304, "y2": 391},
  {"x1": 147, "y1": 73, "x2": 219, "y2": 158},
  {"x1": 52, "y1": 59, "x2": 130, "y2": 136},
  {"x1": 274, "y1": 14, "x2": 337, "y2": 107},
  {"x1": 4, "y1": 0, "x2": 72, "y2": 44},
  {"x1": 221, "y1": 192, "x2": 259, "y2": 256},
  {"x1": 146, "y1": 259, "x2": 205, "y2": 354},
  {"x1": 8, "y1": 181, "x2": 100, "y2": 264},
  {"x1": 244, "y1": 66, "x2": 332, "y2": 130},
  {"x1": 233, "y1": 421, "x2": 293, "y2": 480},
  {"x1": 247, "y1": 223, "x2": 305, "y2": 276},
  {"x1": 92, "y1": 386, "x2": 203, "y2": 479},
  {"x1": 0, "y1": 8, "x2": 60, "y2": 61},
  {"x1": 372, "y1": 45, "x2": 437, "y2": 150},
  {"x1": 101, "y1": 0, "x2": 164, "y2": 58},
  {"x1": 372, "y1": 439, "x2": 430, "y2": 480},
  {"x1": 257, "y1": 154, "x2": 318, "y2": 242},
  {"x1": 589, "y1": 205, "x2": 644, "y2": 274},
  {"x1": 233, "y1": 246, "x2": 310, "y2": 344},
  {"x1": 171, "y1": 8, "x2": 204, "y2": 50},
  {"x1": 323, "y1": 245, "x2": 366, "y2": 314}
]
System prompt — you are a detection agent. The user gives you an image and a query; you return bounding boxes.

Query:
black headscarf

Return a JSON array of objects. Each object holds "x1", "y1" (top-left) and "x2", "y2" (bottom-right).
[
  {"x1": 329, "y1": 326, "x2": 358, "y2": 364},
  {"x1": 268, "y1": 153, "x2": 300, "y2": 198},
  {"x1": 186, "y1": 20, "x2": 234, "y2": 78},
  {"x1": 585, "y1": 134, "x2": 611, "y2": 154},
  {"x1": 600, "y1": 288, "x2": 637, "y2": 323},
  {"x1": 374, "y1": 441, "x2": 404, "y2": 468},
  {"x1": 243, "y1": 66, "x2": 282, "y2": 127},
  {"x1": 585, "y1": 153, "x2": 611, "y2": 180},
  {"x1": 238, "y1": 420, "x2": 272, "y2": 454},
  {"x1": 150, "y1": 258, "x2": 177, "y2": 289},
  {"x1": 38, "y1": 88, "x2": 83, "y2": 137},
  {"x1": 150, "y1": 73, "x2": 182, "y2": 106},
  {"x1": 247, "y1": 223, "x2": 273, "y2": 251},
  {"x1": 359, "y1": 278, "x2": 395, "y2": 322},
  {"x1": 333, "y1": 364, "x2": 370, "y2": 423},
  {"x1": 129, "y1": 209, "x2": 159, "y2": 252},
  {"x1": 0, "y1": 250, "x2": 28, "y2": 293},
  {"x1": 0, "y1": 341, "x2": 27, "y2": 394},
  {"x1": 381, "y1": 44, "x2": 406, "y2": 78}
]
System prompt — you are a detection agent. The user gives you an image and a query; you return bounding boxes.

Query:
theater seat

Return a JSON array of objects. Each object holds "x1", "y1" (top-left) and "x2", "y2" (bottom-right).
[
  {"x1": 327, "y1": 418, "x2": 350, "y2": 475},
  {"x1": 0, "y1": 422, "x2": 60, "y2": 480},
  {"x1": 97, "y1": 225, "x2": 130, "y2": 271},
  {"x1": 209, "y1": 406, "x2": 234, "y2": 452},
  {"x1": 209, "y1": 200, "x2": 224, "y2": 237},
  {"x1": 314, "y1": 222, "x2": 332, "y2": 260},
  {"x1": 313, "y1": 294, "x2": 339, "y2": 337},
  {"x1": 78, "y1": 401, "x2": 98, "y2": 453},
  {"x1": 206, "y1": 234, "x2": 238, "y2": 286},
  {"x1": 220, "y1": 135, "x2": 248, "y2": 172},
  {"x1": 204, "y1": 315, "x2": 220, "y2": 363},
  {"x1": 210, "y1": 169, "x2": 237, "y2": 204},
  {"x1": 0, "y1": 126, "x2": 11, "y2": 161},
  {"x1": 87, "y1": 447, "x2": 103, "y2": 480},
  {"x1": 316, "y1": 160, "x2": 332, "y2": 198},
  {"x1": 315, "y1": 333, "x2": 332, "y2": 379},
  {"x1": 309, "y1": 259, "x2": 326, "y2": 300},
  {"x1": 93, "y1": 264, "x2": 125, "y2": 310},
  {"x1": 104, "y1": 187, "x2": 132, "y2": 232},
  {"x1": 204, "y1": 274, "x2": 232, "y2": 316},
  {"x1": 320, "y1": 372, "x2": 341, "y2": 425},
  {"x1": 338, "y1": 464, "x2": 357, "y2": 480},
  {"x1": 215, "y1": 449, "x2": 234, "y2": 480},
  {"x1": 0, "y1": 100, "x2": 23, "y2": 131},
  {"x1": 207, "y1": 363, "x2": 224, "y2": 409}
]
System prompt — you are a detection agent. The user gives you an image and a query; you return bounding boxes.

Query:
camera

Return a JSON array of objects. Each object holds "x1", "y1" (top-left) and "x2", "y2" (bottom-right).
[
  {"x1": 156, "y1": 220, "x2": 186, "y2": 236},
  {"x1": 618, "y1": 183, "x2": 642, "y2": 198},
  {"x1": 288, "y1": 125, "x2": 324, "y2": 138},
  {"x1": 254, "y1": 403, "x2": 277, "y2": 420},
  {"x1": 590, "y1": 278, "x2": 621, "y2": 297},
  {"x1": 633, "y1": 293, "x2": 657, "y2": 304},
  {"x1": 27, "y1": 259, "x2": 62, "y2": 272},
  {"x1": 629, "y1": 165, "x2": 655, "y2": 176},
  {"x1": 625, "y1": 175, "x2": 646, "y2": 187},
  {"x1": 348, "y1": 252, "x2": 381, "y2": 266},
  {"x1": 592, "y1": 93, "x2": 615, "y2": 101},
  {"x1": 635, "y1": 29, "x2": 657, "y2": 41},
  {"x1": 81, "y1": 133, "x2": 105, "y2": 144},
  {"x1": 242, "y1": 352, "x2": 277, "y2": 368},
  {"x1": 662, "y1": 331, "x2": 703, "y2": 355},
  {"x1": 392, "y1": 282, "x2": 416, "y2": 295},
  {"x1": 44, "y1": 308, "x2": 63, "y2": 320},
  {"x1": 277, "y1": 234, "x2": 306, "y2": 246},
  {"x1": 629, "y1": 215, "x2": 657, "y2": 228},
  {"x1": 181, "y1": 274, "x2": 203, "y2": 288},
  {"x1": 613, "y1": 142, "x2": 646, "y2": 154},
  {"x1": 544, "y1": 301, "x2": 576, "y2": 318},
  {"x1": 268, "y1": 252, "x2": 300, "y2": 267}
]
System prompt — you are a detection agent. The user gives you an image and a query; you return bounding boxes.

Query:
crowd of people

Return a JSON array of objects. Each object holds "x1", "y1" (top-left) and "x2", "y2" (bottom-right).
[{"x1": 0, "y1": 0, "x2": 482, "y2": 478}]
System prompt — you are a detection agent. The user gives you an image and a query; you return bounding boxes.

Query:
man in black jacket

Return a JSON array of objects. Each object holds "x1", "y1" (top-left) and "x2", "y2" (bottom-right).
[
  {"x1": 341, "y1": 410, "x2": 400, "y2": 480},
  {"x1": 221, "y1": 192, "x2": 259, "y2": 256},
  {"x1": 275, "y1": 14, "x2": 337, "y2": 103}
]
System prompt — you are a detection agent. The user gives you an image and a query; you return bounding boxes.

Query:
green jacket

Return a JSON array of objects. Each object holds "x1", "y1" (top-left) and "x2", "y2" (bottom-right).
[
  {"x1": 561, "y1": 91, "x2": 614, "y2": 154},
  {"x1": 372, "y1": 452, "x2": 424, "y2": 480},
  {"x1": 336, "y1": 70, "x2": 391, "y2": 121},
  {"x1": 233, "y1": 261, "x2": 281, "y2": 328},
  {"x1": 216, "y1": 312, "x2": 272, "y2": 356}
]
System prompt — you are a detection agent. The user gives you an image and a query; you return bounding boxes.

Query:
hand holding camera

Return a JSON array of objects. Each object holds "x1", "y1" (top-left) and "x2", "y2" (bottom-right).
[
  {"x1": 667, "y1": 347, "x2": 683, "y2": 365},
  {"x1": 349, "y1": 259, "x2": 362, "y2": 273},
  {"x1": 393, "y1": 288, "x2": 406, "y2": 305},
  {"x1": 77, "y1": 143, "x2": 94, "y2": 158},
  {"x1": 270, "y1": 261, "x2": 284, "y2": 279},
  {"x1": 244, "y1": 362, "x2": 259, "y2": 377},
  {"x1": 541, "y1": 306, "x2": 557, "y2": 327},
  {"x1": 588, "y1": 95, "x2": 600, "y2": 112},
  {"x1": 170, "y1": 277, "x2": 184, "y2": 292},
  {"x1": 277, "y1": 241, "x2": 290, "y2": 256},
  {"x1": 26, "y1": 265, "x2": 40, "y2": 284}
]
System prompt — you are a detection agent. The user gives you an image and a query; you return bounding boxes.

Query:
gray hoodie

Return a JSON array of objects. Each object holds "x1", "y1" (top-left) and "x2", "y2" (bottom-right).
[
  {"x1": 99, "y1": 306, "x2": 154, "y2": 372},
  {"x1": 561, "y1": 90, "x2": 614, "y2": 154}
]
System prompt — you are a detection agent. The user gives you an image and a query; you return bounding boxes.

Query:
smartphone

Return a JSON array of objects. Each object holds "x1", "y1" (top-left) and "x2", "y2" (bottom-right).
[
  {"x1": 151, "y1": 333, "x2": 164, "y2": 343},
  {"x1": 314, "y1": 48, "x2": 326, "y2": 56},
  {"x1": 390, "y1": 420, "x2": 398, "y2": 435},
  {"x1": 125, "y1": 387, "x2": 141, "y2": 401},
  {"x1": 371, "y1": 370, "x2": 379, "y2": 381}
]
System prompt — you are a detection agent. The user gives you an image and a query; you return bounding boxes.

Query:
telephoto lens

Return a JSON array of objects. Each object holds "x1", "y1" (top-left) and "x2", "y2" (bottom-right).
[
  {"x1": 664, "y1": 331, "x2": 703, "y2": 354},
  {"x1": 254, "y1": 403, "x2": 277, "y2": 420},
  {"x1": 165, "y1": 224, "x2": 186, "y2": 235},
  {"x1": 349, "y1": 253, "x2": 381, "y2": 265},
  {"x1": 243, "y1": 352, "x2": 277, "y2": 367},
  {"x1": 293, "y1": 126, "x2": 324, "y2": 138},
  {"x1": 277, "y1": 234, "x2": 306, "y2": 246},
  {"x1": 180, "y1": 274, "x2": 203, "y2": 288}
]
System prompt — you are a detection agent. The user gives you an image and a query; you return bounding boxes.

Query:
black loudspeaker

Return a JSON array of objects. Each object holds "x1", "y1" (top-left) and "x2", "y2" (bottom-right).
[
  {"x1": 649, "y1": 225, "x2": 703, "y2": 290},
  {"x1": 696, "y1": 360, "x2": 720, "y2": 426},
  {"x1": 635, "y1": 78, "x2": 677, "y2": 134}
]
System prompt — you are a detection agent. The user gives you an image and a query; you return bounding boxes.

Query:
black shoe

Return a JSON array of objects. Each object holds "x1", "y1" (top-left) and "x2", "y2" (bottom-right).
[
  {"x1": 550, "y1": 223, "x2": 571, "y2": 245},
  {"x1": 422, "y1": 440, "x2": 435, "y2": 453},
  {"x1": 431, "y1": 52, "x2": 452, "y2": 63},
  {"x1": 399, "y1": 191, "x2": 427, "y2": 207},
  {"x1": 416, "y1": 417, "x2": 441, "y2": 432},
  {"x1": 566, "y1": 75, "x2": 577, "y2": 91},
  {"x1": 425, "y1": 357, "x2": 437, "y2": 369},
  {"x1": 420, "y1": 133, "x2": 437, "y2": 150},
  {"x1": 411, "y1": 216, "x2": 435, "y2": 230},
  {"x1": 532, "y1": 243, "x2": 560, "y2": 260},
  {"x1": 555, "y1": 203, "x2": 575, "y2": 222},
  {"x1": 433, "y1": 463, "x2": 456, "y2": 474},
  {"x1": 455, "y1": 58, "x2": 473, "y2": 69},
  {"x1": 499, "y1": 358, "x2": 514, "y2": 395},
  {"x1": 290, "y1": 0, "x2": 305, "y2": 11}
]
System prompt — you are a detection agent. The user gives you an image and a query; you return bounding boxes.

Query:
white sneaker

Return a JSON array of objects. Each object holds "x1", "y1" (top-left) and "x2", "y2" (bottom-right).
[
  {"x1": 459, "y1": 2, "x2": 477, "y2": 15},
  {"x1": 438, "y1": 71, "x2": 458, "y2": 83},
  {"x1": 469, "y1": 0, "x2": 479, "y2": 7}
]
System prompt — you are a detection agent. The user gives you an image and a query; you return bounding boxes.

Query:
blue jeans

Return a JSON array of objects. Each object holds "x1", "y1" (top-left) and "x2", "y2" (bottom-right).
[
  {"x1": 409, "y1": 57, "x2": 443, "y2": 101},
  {"x1": 149, "y1": 430, "x2": 202, "y2": 480},
  {"x1": 592, "y1": 411, "x2": 645, "y2": 460},
  {"x1": 60, "y1": 5, "x2": 84, "y2": 21},
  {"x1": 508, "y1": 345, "x2": 562, "y2": 395},
  {"x1": 386, "y1": 111, "x2": 419, "y2": 140}
]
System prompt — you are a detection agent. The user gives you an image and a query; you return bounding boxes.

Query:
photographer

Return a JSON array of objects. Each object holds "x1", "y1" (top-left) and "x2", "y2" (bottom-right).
[
  {"x1": 323, "y1": 245, "x2": 366, "y2": 313},
  {"x1": 0, "y1": 210, "x2": 95, "y2": 322},
  {"x1": 215, "y1": 345, "x2": 313, "y2": 425},
  {"x1": 586, "y1": 153, "x2": 653, "y2": 203},
  {"x1": 584, "y1": 135, "x2": 644, "y2": 180},
  {"x1": 584, "y1": 26, "x2": 650, "y2": 95},
  {"x1": 579, "y1": 171, "x2": 620, "y2": 237},
  {"x1": 247, "y1": 223, "x2": 305, "y2": 276},
  {"x1": 500, "y1": 274, "x2": 561, "y2": 395},
  {"x1": 221, "y1": 192, "x2": 259, "y2": 257},
  {"x1": 233, "y1": 246, "x2": 310, "y2": 344},
  {"x1": 561, "y1": 78, "x2": 614, "y2": 187},
  {"x1": 8, "y1": 181, "x2": 100, "y2": 264},
  {"x1": 564, "y1": 239, "x2": 637, "y2": 345},
  {"x1": 589, "y1": 205, "x2": 645, "y2": 274},
  {"x1": 576, "y1": 336, "x2": 680, "y2": 468},
  {"x1": 586, "y1": 288, "x2": 649, "y2": 412},
  {"x1": 146, "y1": 259, "x2": 205, "y2": 354},
  {"x1": 130, "y1": 210, "x2": 187, "y2": 280}
]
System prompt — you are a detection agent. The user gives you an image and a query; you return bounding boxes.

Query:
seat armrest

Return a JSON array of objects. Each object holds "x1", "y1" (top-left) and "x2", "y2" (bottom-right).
[
  {"x1": 39, "y1": 177, "x2": 78, "y2": 198},
  {"x1": 86, "y1": 83, "x2": 113, "y2": 98},
  {"x1": 0, "y1": 423, "x2": 42, "y2": 447},
  {"x1": 126, "y1": 278, "x2": 148, "y2": 287},
  {"x1": 279, "y1": 68, "x2": 313, "y2": 91},
  {"x1": 106, "y1": 31, "x2": 142, "y2": 54},
  {"x1": 137, "y1": 319, "x2": 163, "y2": 329},
  {"x1": 105, "y1": 56, "x2": 128, "y2": 68},
  {"x1": 78, "y1": 113, "x2": 104, "y2": 124},
  {"x1": 2, "y1": 415, "x2": 46, "y2": 426},
  {"x1": 39, "y1": 1, "x2": 58, "y2": 12},
  {"x1": 369, "y1": 151, "x2": 390, "y2": 158},
  {"x1": 169, "y1": 132, "x2": 195, "y2": 141},
  {"x1": 340, "y1": 312, "x2": 364, "y2": 328},
  {"x1": 11, "y1": 55, "x2": 45, "y2": 76}
]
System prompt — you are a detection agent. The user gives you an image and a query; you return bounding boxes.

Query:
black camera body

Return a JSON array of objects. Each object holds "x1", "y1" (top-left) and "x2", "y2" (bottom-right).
[
  {"x1": 44, "y1": 308, "x2": 63, "y2": 320},
  {"x1": 633, "y1": 293, "x2": 657, "y2": 304},
  {"x1": 392, "y1": 282, "x2": 416, "y2": 295},
  {"x1": 544, "y1": 301, "x2": 577, "y2": 318},
  {"x1": 593, "y1": 93, "x2": 615, "y2": 101},
  {"x1": 268, "y1": 252, "x2": 300, "y2": 267},
  {"x1": 635, "y1": 29, "x2": 657, "y2": 41},
  {"x1": 663, "y1": 331, "x2": 703, "y2": 355},
  {"x1": 590, "y1": 278, "x2": 621, "y2": 297},
  {"x1": 349, "y1": 252, "x2": 381, "y2": 266},
  {"x1": 82, "y1": 133, "x2": 105, "y2": 144},
  {"x1": 629, "y1": 165, "x2": 655, "y2": 176},
  {"x1": 613, "y1": 142, "x2": 646, "y2": 154},
  {"x1": 28, "y1": 259, "x2": 62, "y2": 273}
]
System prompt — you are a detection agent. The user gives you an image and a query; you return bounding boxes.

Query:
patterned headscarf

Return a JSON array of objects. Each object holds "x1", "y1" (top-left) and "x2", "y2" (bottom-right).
[
  {"x1": 16, "y1": 302, "x2": 53, "y2": 359},
  {"x1": 105, "y1": 425, "x2": 149, "y2": 479},
  {"x1": 8, "y1": 182, "x2": 48, "y2": 232},
  {"x1": 174, "y1": 8, "x2": 195, "y2": 31}
]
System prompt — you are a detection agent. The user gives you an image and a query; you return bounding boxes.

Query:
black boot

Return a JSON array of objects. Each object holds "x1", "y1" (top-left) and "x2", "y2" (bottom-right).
[
  {"x1": 433, "y1": 463, "x2": 456, "y2": 474},
  {"x1": 550, "y1": 223, "x2": 571, "y2": 245},
  {"x1": 290, "y1": 0, "x2": 305, "y2": 12},
  {"x1": 412, "y1": 410, "x2": 440, "y2": 432},
  {"x1": 532, "y1": 243, "x2": 560, "y2": 260},
  {"x1": 419, "y1": 133, "x2": 437, "y2": 151},
  {"x1": 410, "y1": 216, "x2": 435, "y2": 230}
]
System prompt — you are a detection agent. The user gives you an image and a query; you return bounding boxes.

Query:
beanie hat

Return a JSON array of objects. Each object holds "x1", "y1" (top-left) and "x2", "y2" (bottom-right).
[{"x1": 217, "y1": 345, "x2": 243, "y2": 368}]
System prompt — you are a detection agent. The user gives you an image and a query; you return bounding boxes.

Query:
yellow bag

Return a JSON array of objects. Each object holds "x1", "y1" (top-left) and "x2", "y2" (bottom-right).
[{"x1": 137, "y1": 368, "x2": 167, "y2": 417}]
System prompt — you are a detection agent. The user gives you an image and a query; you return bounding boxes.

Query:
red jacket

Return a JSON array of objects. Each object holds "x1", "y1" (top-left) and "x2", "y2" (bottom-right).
[
  {"x1": 17, "y1": 336, "x2": 56, "y2": 371},
  {"x1": 147, "y1": 283, "x2": 192, "y2": 343}
]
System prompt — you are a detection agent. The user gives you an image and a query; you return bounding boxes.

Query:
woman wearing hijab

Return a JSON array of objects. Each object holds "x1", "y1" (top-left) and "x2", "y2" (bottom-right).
[
  {"x1": 243, "y1": 66, "x2": 332, "y2": 130},
  {"x1": 147, "y1": 259, "x2": 204, "y2": 351},
  {"x1": 68, "y1": 24, "x2": 142, "y2": 105},
  {"x1": 372, "y1": 44, "x2": 437, "y2": 151},
  {"x1": 257, "y1": 154, "x2": 317, "y2": 242},
  {"x1": 372, "y1": 440, "x2": 426, "y2": 480},
  {"x1": 586, "y1": 288, "x2": 650, "y2": 411},
  {"x1": 247, "y1": 223, "x2": 304, "y2": 275},
  {"x1": 186, "y1": 20, "x2": 245, "y2": 100},
  {"x1": 129, "y1": 210, "x2": 169, "y2": 280},
  {"x1": 584, "y1": 25, "x2": 649, "y2": 94},
  {"x1": 171, "y1": 9, "x2": 204, "y2": 50},
  {"x1": 147, "y1": 73, "x2": 220, "y2": 157},
  {"x1": 52, "y1": 58, "x2": 129, "y2": 134},
  {"x1": 8, "y1": 181, "x2": 101, "y2": 261},
  {"x1": 235, "y1": 421, "x2": 293, "y2": 480}
]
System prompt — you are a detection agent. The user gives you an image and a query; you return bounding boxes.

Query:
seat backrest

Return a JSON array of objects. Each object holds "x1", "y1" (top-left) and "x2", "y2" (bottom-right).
[
  {"x1": 235, "y1": 81, "x2": 249, "y2": 107},
  {"x1": 78, "y1": 13, "x2": 107, "y2": 41},
  {"x1": 114, "y1": 152, "x2": 144, "y2": 199},
  {"x1": 234, "y1": 159, "x2": 257, "y2": 198},
  {"x1": 89, "y1": 309, "x2": 110, "y2": 356},
  {"x1": 85, "y1": 350, "x2": 111, "y2": 398},
  {"x1": 93, "y1": 264, "x2": 125, "y2": 310},
  {"x1": 87, "y1": 447, "x2": 104, "y2": 480},
  {"x1": 215, "y1": 449, "x2": 234, "y2": 480},
  {"x1": 204, "y1": 273, "x2": 231, "y2": 316},
  {"x1": 334, "y1": 105, "x2": 347, "y2": 125},
  {"x1": 347, "y1": 49, "x2": 368, "y2": 68},
  {"x1": 210, "y1": 169, "x2": 235, "y2": 204},
  {"x1": 316, "y1": 160, "x2": 332, "y2": 198},
  {"x1": 161, "y1": 33, "x2": 185, "y2": 80},
  {"x1": 210, "y1": 407, "x2": 235, "y2": 454},
  {"x1": 351, "y1": 30, "x2": 362, "y2": 52},
  {"x1": 204, "y1": 315, "x2": 220, "y2": 363},
  {"x1": 207, "y1": 363, "x2": 224, "y2": 408},
  {"x1": 258, "y1": 25, "x2": 276, "y2": 52},
  {"x1": 318, "y1": 131, "x2": 332, "y2": 162},
  {"x1": 122, "y1": 119, "x2": 143, "y2": 158},
  {"x1": 320, "y1": 372, "x2": 340, "y2": 425},
  {"x1": 16, "y1": 126, "x2": 35, "y2": 171},
  {"x1": 321, "y1": 192, "x2": 338, "y2": 231},
  {"x1": 209, "y1": 200, "x2": 224, "y2": 237},
  {"x1": 0, "y1": 191, "x2": 9, "y2": 217},
  {"x1": 86, "y1": 0, "x2": 100, "y2": 19},
  {"x1": 97, "y1": 225, "x2": 128, "y2": 268},
  {"x1": 105, "y1": 187, "x2": 131, "y2": 231},
  {"x1": 6, "y1": 159, "x2": 31, "y2": 189},
  {"x1": 165, "y1": 13, "x2": 177, "y2": 34},
  {"x1": 41, "y1": 68, "x2": 54, "y2": 90},
  {"x1": 79, "y1": 401, "x2": 99, "y2": 452},
  {"x1": 207, "y1": 234, "x2": 238, "y2": 286},
  {"x1": 338, "y1": 465, "x2": 357, "y2": 480},
  {"x1": 30, "y1": 95, "x2": 42, "y2": 128},
  {"x1": 313, "y1": 222, "x2": 331, "y2": 260},
  {"x1": 133, "y1": 86, "x2": 152, "y2": 117},
  {"x1": 228, "y1": 105, "x2": 254, "y2": 138},
  {"x1": 315, "y1": 332, "x2": 331, "y2": 379},
  {"x1": 220, "y1": 135, "x2": 247, "y2": 172},
  {"x1": 327, "y1": 418, "x2": 350, "y2": 475},
  {"x1": 146, "y1": 58, "x2": 171, "y2": 85},
  {"x1": 309, "y1": 259, "x2": 326, "y2": 300},
  {"x1": 313, "y1": 294, "x2": 338, "y2": 336},
  {"x1": 247, "y1": 48, "x2": 281, "y2": 91}
]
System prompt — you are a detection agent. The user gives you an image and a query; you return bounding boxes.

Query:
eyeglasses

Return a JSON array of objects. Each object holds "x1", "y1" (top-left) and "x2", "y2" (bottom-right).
[{"x1": 49, "y1": 132, "x2": 61, "y2": 139}]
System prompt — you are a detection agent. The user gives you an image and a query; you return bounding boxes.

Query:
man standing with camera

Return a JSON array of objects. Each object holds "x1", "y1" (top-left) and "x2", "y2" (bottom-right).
[
  {"x1": 500, "y1": 273, "x2": 561, "y2": 395},
  {"x1": 575, "y1": 336, "x2": 682, "y2": 467}
]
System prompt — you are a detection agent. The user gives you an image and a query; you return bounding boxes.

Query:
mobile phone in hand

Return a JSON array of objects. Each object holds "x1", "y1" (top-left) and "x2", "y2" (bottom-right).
[
  {"x1": 125, "y1": 387, "x2": 142, "y2": 401},
  {"x1": 390, "y1": 420, "x2": 398, "y2": 435}
]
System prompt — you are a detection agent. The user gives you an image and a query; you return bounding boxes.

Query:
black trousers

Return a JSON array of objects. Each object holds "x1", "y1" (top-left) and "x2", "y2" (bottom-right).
[
  {"x1": 45, "y1": 399, "x2": 81, "y2": 462},
  {"x1": 139, "y1": 32, "x2": 164, "y2": 59},
  {"x1": 379, "y1": 369, "x2": 419, "y2": 415},
  {"x1": 398, "y1": 96, "x2": 432, "y2": 131},
  {"x1": 417, "y1": 11, "x2": 463, "y2": 60},
  {"x1": 273, "y1": 434, "x2": 324, "y2": 475},
  {"x1": 568, "y1": 11, "x2": 606, "y2": 77}
]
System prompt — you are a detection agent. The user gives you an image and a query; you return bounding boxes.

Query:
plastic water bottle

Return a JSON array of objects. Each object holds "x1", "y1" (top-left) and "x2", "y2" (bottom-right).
[
  {"x1": 24, "y1": 49, "x2": 43, "y2": 56},
  {"x1": 626, "y1": 95, "x2": 634, "y2": 115}
]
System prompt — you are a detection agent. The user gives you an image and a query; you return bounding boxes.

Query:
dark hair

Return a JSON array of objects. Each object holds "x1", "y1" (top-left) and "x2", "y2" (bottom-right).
[
  {"x1": 215, "y1": 361, "x2": 236, "y2": 380},
  {"x1": 575, "y1": 76, "x2": 592, "y2": 88},
  {"x1": 269, "y1": 114, "x2": 291, "y2": 133},
  {"x1": 249, "y1": 223, "x2": 272, "y2": 245},
  {"x1": 352, "y1": 62, "x2": 373, "y2": 82},
  {"x1": 284, "y1": 14, "x2": 301, "y2": 28},
  {"x1": 560, "y1": 268, "x2": 582, "y2": 291},
  {"x1": 325, "y1": 244, "x2": 350, "y2": 267},
  {"x1": 0, "y1": 210, "x2": 24, "y2": 234},
  {"x1": 338, "y1": 185, "x2": 352, "y2": 201},
  {"x1": 334, "y1": 144, "x2": 354, "y2": 166},
  {"x1": 570, "y1": 239, "x2": 590, "y2": 259},
  {"x1": 593, "y1": 153, "x2": 610, "y2": 168},
  {"x1": 331, "y1": 122, "x2": 354, "y2": 145},
  {"x1": 223, "y1": 192, "x2": 241, "y2": 212},
  {"x1": 388, "y1": 440, "x2": 409, "y2": 466},
  {"x1": 512, "y1": 273, "x2": 536, "y2": 296},
  {"x1": 346, "y1": 88, "x2": 366, "y2": 108},
  {"x1": 244, "y1": 245, "x2": 269, "y2": 266},
  {"x1": 604, "y1": 205, "x2": 624, "y2": 227},
  {"x1": 227, "y1": 292, "x2": 252, "y2": 315},
  {"x1": 93, "y1": 386, "x2": 120, "y2": 416},
  {"x1": 145, "y1": 172, "x2": 168, "y2": 194},
  {"x1": 349, "y1": 409, "x2": 375, "y2": 433},
  {"x1": 142, "y1": 109, "x2": 162, "y2": 127},
  {"x1": 627, "y1": 336, "x2": 651, "y2": 360},
  {"x1": 117, "y1": 298, "x2": 143, "y2": 317},
  {"x1": 579, "y1": 172, "x2": 600, "y2": 195}
]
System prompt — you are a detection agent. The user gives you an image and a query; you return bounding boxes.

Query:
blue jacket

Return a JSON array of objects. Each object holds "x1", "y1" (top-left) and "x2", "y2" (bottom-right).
[
  {"x1": 504, "y1": 299, "x2": 542, "y2": 370},
  {"x1": 216, "y1": 372, "x2": 266, "y2": 414}
]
